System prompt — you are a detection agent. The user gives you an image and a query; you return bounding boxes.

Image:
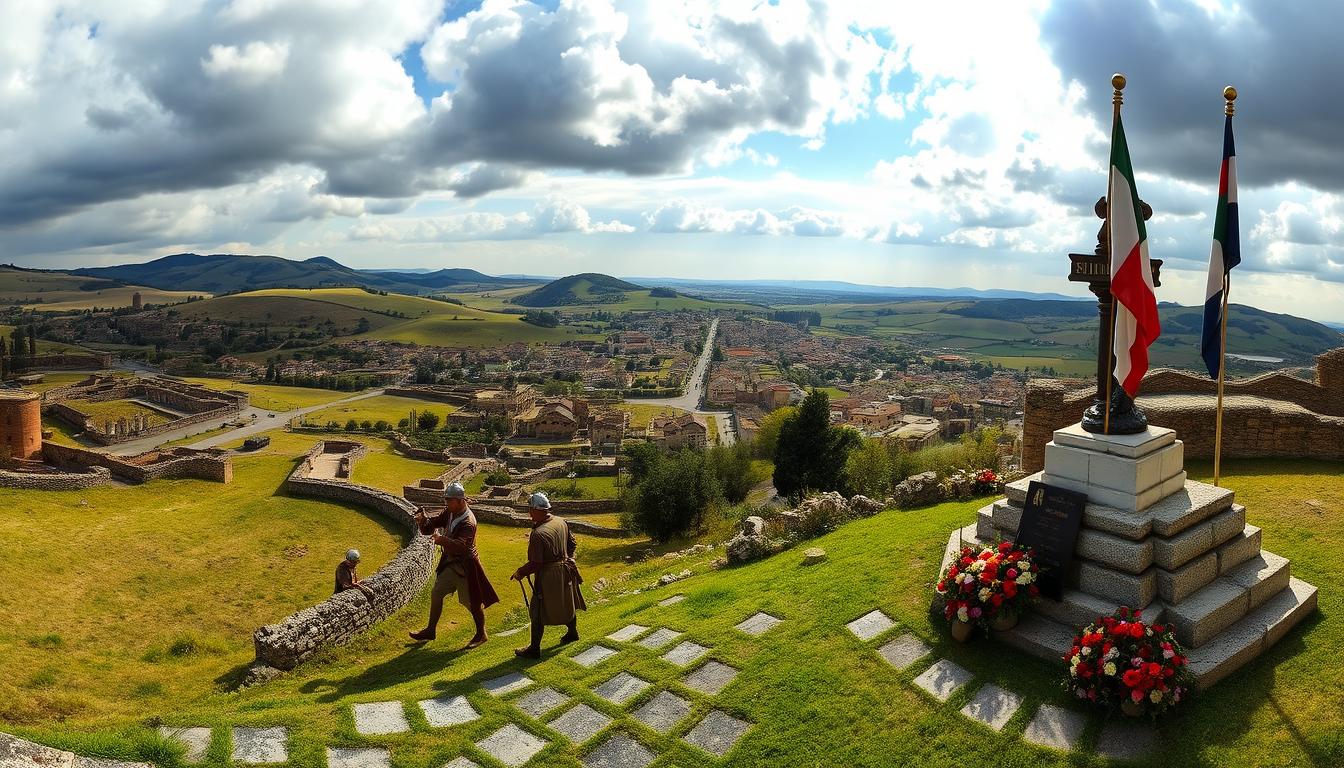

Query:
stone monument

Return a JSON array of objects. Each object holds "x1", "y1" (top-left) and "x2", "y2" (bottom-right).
[{"x1": 940, "y1": 169, "x2": 1318, "y2": 689}]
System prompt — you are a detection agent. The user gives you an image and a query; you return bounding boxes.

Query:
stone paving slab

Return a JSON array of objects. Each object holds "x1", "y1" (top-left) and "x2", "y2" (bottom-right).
[
  {"x1": 682, "y1": 660, "x2": 740, "y2": 696},
  {"x1": 606, "y1": 624, "x2": 651, "y2": 642},
  {"x1": 658, "y1": 594, "x2": 686, "y2": 607},
  {"x1": 877, "y1": 634, "x2": 932, "y2": 671},
  {"x1": 419, "y1": 695, "x2": 481, "y2": 728},
  {"x1": 581, "y1": 733, "x2": 655, "y2": 768},
  {"x1": 441, "y1": 759, "x2": 480, "y2": 768},
  {"x1": 631, "y1": 690, "x2": 692, "y2": 734},
  {"x1": 958, "y1": 684, "x2": 1022, "y2": 732},
  {"x1": 515, "y1": 687, "x2": 571, "y2": 719},
  {"x1": 497, "y1": 627, "x2": 525, "y2": 637},
  {"x1": 231, "y1": 727, "x2": 288, "y2": 764},
  {"x1": 636, "y1": 628, "x2": 683, "y2": 650},
  {"x1": 1096, "y1": 718, "x2": 1157, "y2": 761},
  {"x1": 1023, "y1": 704, "x2": 1087, "y2": 752},
  {"x1": 157, "y1": 727, "x2": 211, "y2": 763},
  {"x1": 911, "y1": 659, "x2": 973, "y2": 702},
  {"x1": 570, "y1": 645, "x2": 619, "y2": 668},
  {"x1": 593, "y1": 672, "x2": 652, "y2": 705},
  {"x1": 353, "y1": 701, "x2": 410, "y2": 735},
  {"x1": 482, "y1": 671, "x2": 534, "y2": 696},
  {"x1": 660, "y1": 640, "x2": 709, "y2": 667},
  {"x1": 682, "y1": 710, "x2": 752, "y2": 757},
  {"x1": 734, "y1": 612, "x2": 782, "y2": 637},
  {"x1": 326, "y1": 747, "x2": 391, "y2": 768},
  {"x1": 475, "y1": 724, "x2": 548, "y2": 768},
  {"x1": 846, "y1": 610, "x2": 895, "y2": 641},
  {"x1": 548, "y1": 703, "x2": 612, "y2": 744}
]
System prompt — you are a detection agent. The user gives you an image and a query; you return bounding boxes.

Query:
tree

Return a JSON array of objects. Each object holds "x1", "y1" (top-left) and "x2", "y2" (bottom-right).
[
  {"x1": 772, "y1": 391, "x2": 861, "y2": 501},
  {"x1": 266, "y1": 361, "x2": 277, "y2": 382},
  {"x1": 711, "y1": 346, "x2": 725, "y2": 362},
  {"x1": 622, "y1": 449, "x2": 720, "y2": 542},
  {"x1": 752, "y1": 405, "x2": 796, "y2": 459},
  {"x1": 707, "y1": 441, "x2": 755, "y2": 504},
  {"x1": 345, "y1": 418, "x2": 359, "y2": 431},
  {"x1": 622, "y1": 442, "x2": 663, "y2": 485},
  {"x1": 844, "y1": 438, "x2": 893, "y2": 498},
  {"x1": 417, "y1": 410, "x2": 441, "y2": 431},
  {"x1": 355, "y1": 316, "x2": 371, "y2": 333},
  {"x1": 27, "y1": 325, "x2": 36, "y2": 357}
]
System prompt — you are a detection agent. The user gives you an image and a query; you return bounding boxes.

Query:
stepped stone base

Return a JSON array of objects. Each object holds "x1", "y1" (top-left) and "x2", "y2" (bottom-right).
[{"x1": 940, "y1": 423, "x2": 1319, "y2": 690}]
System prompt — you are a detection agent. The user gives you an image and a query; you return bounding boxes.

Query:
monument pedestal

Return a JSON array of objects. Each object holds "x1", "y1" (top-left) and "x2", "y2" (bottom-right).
[{"x1": 940, "y1": 422, "x2": 1318, "y2": 689}]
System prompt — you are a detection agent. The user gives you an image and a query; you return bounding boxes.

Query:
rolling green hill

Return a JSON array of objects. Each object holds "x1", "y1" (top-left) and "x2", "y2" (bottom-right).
[
  {"x1": 72, "y1": 254, "x2": 533, "y2": 296},
  {"x1": 512, "y1": 273, "x2": 645, "y2": 307},
  {"x1": 0, "y1": 265, "x2": 200, "y2": 309}
]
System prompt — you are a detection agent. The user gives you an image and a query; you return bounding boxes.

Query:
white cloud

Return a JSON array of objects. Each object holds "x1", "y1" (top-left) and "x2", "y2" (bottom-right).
[{"x1": 201, "y1": 41, "x2": 290, "y2": 84}]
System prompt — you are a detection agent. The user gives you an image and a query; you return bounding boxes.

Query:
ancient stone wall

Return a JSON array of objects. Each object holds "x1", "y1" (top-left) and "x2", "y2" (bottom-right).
[
  {"x1": 40, "y1": 442, "x2": 233, "y2": 484},
  {"x1": 0, "y1": 464, "x2": 111, "y2": 490},
  {"x1": 23, "y1": 352, "x2": 116, "y2": 370},
  {"x1": 472, "y1": 504, "x2": 628, "y2": 538},
  {"x1": 251, "y1": 454, "x2": 435, "y2": 671},
  {"x1": 1023, "y1": 348, "x2": 1344, "y2": 472},
  {"x1": 384, "y1": 386, "x2": 473, "y2": 405},
  {"x1": 389, "y1": 431, "x2": 450, "y2": 462},
  {"x1": 505, "y1": 498, "x2": 621, "y2": 515}
]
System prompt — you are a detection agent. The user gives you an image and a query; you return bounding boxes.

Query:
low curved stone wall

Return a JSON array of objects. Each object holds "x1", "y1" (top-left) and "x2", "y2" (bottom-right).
[
  {"x1": 251, "y1": 457, "x2": 435, "y2": 672},
  {"x1": 0, "y1": 464, "x2": 111, "y2": 490},
  {"x1": 473, "y1": 504, "x2": 629, "y2": 538}
]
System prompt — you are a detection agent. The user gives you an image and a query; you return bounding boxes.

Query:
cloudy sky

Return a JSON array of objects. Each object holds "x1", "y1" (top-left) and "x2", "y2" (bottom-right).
[{"x1": 3, "y1": 0, "x2": 1343, "y2": 322}]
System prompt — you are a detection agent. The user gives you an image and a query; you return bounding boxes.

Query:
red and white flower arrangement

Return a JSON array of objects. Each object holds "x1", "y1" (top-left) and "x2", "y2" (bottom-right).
[
  {"x1": 1064, "y1": 607, "x2": 1192, "y2": 718},
  {"x1": 972, "y1": 469, "x2": 999, "y2": 495},
  {"x1": 935, "y1": 540, "x2": 1041, "y2": 635}
]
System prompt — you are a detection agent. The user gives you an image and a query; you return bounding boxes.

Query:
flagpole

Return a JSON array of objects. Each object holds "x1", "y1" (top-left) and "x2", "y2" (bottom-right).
[
  {"x1": 1104, "y1": 74, "x2": 1126, "y2": 436},
  {"x1": 1213, "y1": 85, "x2": 1237, "y2": 487}
]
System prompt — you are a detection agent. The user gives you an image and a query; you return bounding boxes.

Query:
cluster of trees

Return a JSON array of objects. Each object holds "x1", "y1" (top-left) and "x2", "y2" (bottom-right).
[
  {"x1": 260, "y1": 363, "x2": 381, "y2": 392},
  {"x1": 522, "y1": 310, "x2": 561, "y2": 328},
  {"x1": 396, "y1": 408, "x2": 512, "y2": 451},
  {"x1": 771, "y1": 310, "x2": 822, "y2": 326},
  {"x1": 649, "y1": 287, "x2": 677, "y2": 298},
  {"x1": 619, "y1": 441, "x2": 757, "y2": 542},
  {"x1": 0, "y1": 325, "x2": 40, "y2": 377}
]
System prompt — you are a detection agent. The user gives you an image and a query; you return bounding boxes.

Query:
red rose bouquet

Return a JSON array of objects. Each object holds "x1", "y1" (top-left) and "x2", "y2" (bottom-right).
[
  {"x1": 935, "y1": 540, "x2": 1041, "y2": 636},
  {"x1": 973, "y1": 469, "x2": 999, "y2": 495},
  {"x1": 1064, "y1": 607, "x2": 1192, "y2": 718}
]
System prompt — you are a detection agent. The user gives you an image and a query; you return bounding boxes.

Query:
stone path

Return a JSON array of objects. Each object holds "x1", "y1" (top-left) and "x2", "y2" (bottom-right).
[
  {"x1": 476, "y1": 724, "x2": 548, "y2": 768},
  {"x1": 660, "y1": 639, "x2": 709, "y2": 667},
  {"x1": 657, "y1": 594, "x2": 686, "y2": 606},
  {"x1": 631, "y1": 691, "x2": 692, "y2": 734},
  {"x1": 582, "y1": 732, "x2": 655, "y2": 768},
  {"x1": 548, "y1": 703, "x2": 612, "y2": 744},
  {"x1": 594, "y1": 672, "x2": 653, "y2": 705},
  {"x1": 734, "y1": 612, "x2": 782, "y2": 637},
  {"x1": 231, "y1": 727, "x2": 288, "y2": 764},
  {"x1": 326, "y1": 748, "x2": 390, "y2": 768},
  {"x1": 156, "y1": 727, "x2": 210, "y2": 762},
  {"x1": 635, "y1": 627, "x2": 682, "y2": 650},
  {"x1": 352, "y1": 701, "x2": 409, "y2": 735},
  {"x1": 419, "y1": 695, "x2": 481, "y2": 728},
  {"x1": 515, "y1": 687, "x2": 571, "y2": 719},
  {"x1": 683, "y1": 660, "x2": 740, "y2": 695},
  {"x1": 847, "y1": 605, "x2": 1157, "y2": 761},
  {"x1": 606, "y1": 624, "x2": 650, "y2": 642},
  {"x1": 570, "y1": 644, "x2": 619, "y2": 668}
]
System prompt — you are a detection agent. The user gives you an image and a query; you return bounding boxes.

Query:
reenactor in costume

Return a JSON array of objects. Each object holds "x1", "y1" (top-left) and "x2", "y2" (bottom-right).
[
  {"x1": 410, "y1": 482, "x2": 499, "y2": 648},
  {"x1": 511, "y1": 492, "x2": 587, "y2": 659}
]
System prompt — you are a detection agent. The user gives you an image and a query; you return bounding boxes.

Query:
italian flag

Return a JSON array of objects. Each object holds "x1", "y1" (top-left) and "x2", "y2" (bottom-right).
[
  {"x1": 1200, "y1": 115, "x2": 1240, "y2": 379},
  {"x1": 1109, "y1": 113, "x2": 1160, "y2": 398}
]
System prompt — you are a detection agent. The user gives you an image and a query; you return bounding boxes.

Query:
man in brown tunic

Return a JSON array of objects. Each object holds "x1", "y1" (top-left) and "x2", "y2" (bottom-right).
[
  {"x1": 512, "y1": 492, "x2": 586, "y2": 659},
  {"x1": 410, "y1": 482, "x2": 499, "y2": 648}
]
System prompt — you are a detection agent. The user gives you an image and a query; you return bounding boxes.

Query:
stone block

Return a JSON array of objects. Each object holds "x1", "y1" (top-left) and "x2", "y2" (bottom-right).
[
  {"x1": 1033, "y1": 589, "x2": 1164, "y2": 631},
  {"x1": 1075, "y1": 528, "x2": 1153, "y2": 574},
  {"x1": 593, "y1": 672, "x2": 652, "y2": 705},
  {"x1": 419, "y1": 695, "x2": 480, "y2": 728},
  {"x1": 1052, "y1": 423, "x2": 1176, "y2": 458},
  {"x1": 1086, "y1": 443, "x2": 1172, "y2": 495},
  {"x1": 515, "y1": 687, "x2": 571, "y2": 719},
  {"x1": 636, "y1": 628, "x2": 682, "y2": 650},
  {"x1": 1043, "y1": 442, "x2": 1089, "y2": 483},
  {"x1": 1217, "y1": 526, "x2": 1264, "y2": 576},
  {"x1": 1, "y1": 732, "x2": 76, "y2": 768},
  {"x1": 1146, "y1": 481, "x2": 1234, "y2": 537},
  {"x1": 682, "y1": 710, "x2": 752, "y2": 757},
  {"x1": 1075, "y1": 561, "x2": 1157, "y2": 608},
  {"x1": 1022, "y1": 704, "x2": 1087, "y2": 752},
  {"x1": 326, "y1": 748, "x2": 390, "y2": 768},
  {"x1": 482, "y1": 671, "x2": 534, "y2": 697},
  {"x1": 475, "y1": 724, "x2": 547, "y2": 768},
  {"x1": 958, "y1": 684, "x2": 1022, "y2": 732},
  {"x1": 157, "y1": 727, "x2": 210, "y2": 763},
  {"x1": 661, "y1": 640, "x2": 709, "y2": 667},
  {"x1": 734, "y1": 612, "x2": 782, "y2": 637},
  {"x1": 1254, "y1": 576, "x2": 1318, "y2": 648},
  {"x1": 1166, "y1": 577, "x2": 1249, "y2": 648},
  {"x1": 631, "y1": 690, "x2": 691, "y2": 734},
  {"x1": 582, "y1": 734, "x2": 654, "y2": 768},
  {"x1": 1152, "y1": 520, "x2": 1214, "y2": 572},
  {"x1": 352, "y1": 701, "x2": 410, "y2": 735},
  {"x1": 1039, "y1": 470, "x2": 1178, "y2": 513},
  {"x1": 999, "y1": 613, "x2": 1074, "y2": 662},
  {"x1": 548, "y1": 703, "x2": 612, "y2": 744},
  {"x1": 975, "y1": 508, "x2": 995, "y2": 541},
  {"x1": 683, "y1": 660, "x2": 740, "y2": 695},
  {"x1": 1211, "y1": 505, "x2": 1248, "y2": 546},
  {"x1": 570, "y1": 645, "x2": 619, "y2": 669},
  {"x1": 442, "y1": 759, "x2": 480, "y2": 768},
  {"x1": 231, "y1": 727, "x2": 287, "y2": 764},
  {"x1": 1156, "y1": 552, "x2": 1218, "y2": 605},
  {"x1": 1186, "y1": 614, "x2": 1265, "y2": 691},
  {"x1": 1003, "y1": 474, "x2": 1042, "y2": 505},
  {"x1": 606, "y1": 624, "x2": 650, "y2": 642},
  {"x1": 1158, "y1": 471, "x2": 1189, "y2": 502},
  {"x1": 1160, "y1": 439, "x2": 1185, "y2": 479},
  {"x1": 846, "y1": 609, "x2": 895, "y2": 641},
  {"x1": 657, "y1": 594, "x2": 686, "y2": 607},
  {"x1": 911, "y1": 659, "x2": 973, "y2": 702},
  {"x1": 989, "y1": 499, "x2": 1023, "y2": 534},
  {"x1": 877, "y1": 634, "x2": 932, "y2": 671},
  {"x1": 1096, "y1": 720, "x2": 1157, "y2": 761}
]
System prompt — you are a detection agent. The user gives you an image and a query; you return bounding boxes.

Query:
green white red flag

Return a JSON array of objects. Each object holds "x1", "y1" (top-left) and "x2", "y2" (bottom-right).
[{"x1": 1109, "y1": 113, "x2": 1160, "y2": 397}]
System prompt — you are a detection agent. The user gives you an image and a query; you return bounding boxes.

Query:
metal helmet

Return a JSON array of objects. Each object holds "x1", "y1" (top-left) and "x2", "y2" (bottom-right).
[
  {"x1": 528, "y1": 491, "x2": 552, "y2": 510},
  {"x1": 444, "y1": 482, "x2": 467, "y2": 499},
  {"x1": 345, "y1": 549, "x2": 361, "y2": 562}
]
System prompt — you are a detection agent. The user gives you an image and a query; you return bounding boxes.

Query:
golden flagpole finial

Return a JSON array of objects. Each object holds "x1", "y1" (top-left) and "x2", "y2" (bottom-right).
[{"x1": 1224, "y1": 85, "x2": 1237, "y2": 117}]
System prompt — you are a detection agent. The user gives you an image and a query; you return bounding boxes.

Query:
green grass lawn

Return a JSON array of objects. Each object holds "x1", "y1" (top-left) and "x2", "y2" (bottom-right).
[
  {"x1": 304, "y1": 396, "x2": 458, "y2": 430},
  {"x1": 181, "y1": 378, "x2": 357, "y2": 412},
  {"x1": 64, "y1": 398, "x2": 171, "y2": 427},
  {"x1": 612, "y1": 403, "x2": 687, "y2": 429},
  {"x1": 6, "y1": 457, "x2": 1341, "y2": 767},
  {"x1": 531, "y1": 475, "x2": 621, "y2": 500}
]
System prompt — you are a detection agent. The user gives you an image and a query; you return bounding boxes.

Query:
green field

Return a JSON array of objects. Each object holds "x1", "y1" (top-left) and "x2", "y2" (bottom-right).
[
  {"x1": 181, "y1": 378, "x2": 356, "y2": 412},
  {"x1": 225, "y1": 429, "x2": 451, "y2": 497},
  {"x1": 531, "y1": 475, "x2": 621, "y2": 499},
  {"x1": 447, "y1": 283, "x2": 757, "y2": 314},
  {"x1": 0, "y1": 267, "x2": 201, "y2": 310},
  {"x1": 62, "y1": 398, "x2": 171, "y2": 428},
  {"x1": 173, "y1": 288, "x2": 592, "y2": 348},
  {"x1": 612, "y1": 403, "x2": 688, "y2": 429},
  {"x1": 7, "y1": 456, "x2": 1339, "y2": 767},
  {"x1": 304, "y1": 395, "x2": 458, "y2": 429}
]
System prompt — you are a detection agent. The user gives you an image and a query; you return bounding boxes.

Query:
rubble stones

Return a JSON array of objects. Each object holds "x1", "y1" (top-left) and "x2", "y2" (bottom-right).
[{"x1": 802, "y1": 547, "x2": 827, "y2": 565}]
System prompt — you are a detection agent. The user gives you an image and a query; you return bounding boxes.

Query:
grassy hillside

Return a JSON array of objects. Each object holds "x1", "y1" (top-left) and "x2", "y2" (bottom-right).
[
  {"x1": 171, "y1": 288, "x2": 590, "y2": 347},
  {"x1": 0, "y1": 266, "x2": 199, "y2": 309},
  {"x1": 512, "y1": 273, "x2": 645, "y2": 307}
]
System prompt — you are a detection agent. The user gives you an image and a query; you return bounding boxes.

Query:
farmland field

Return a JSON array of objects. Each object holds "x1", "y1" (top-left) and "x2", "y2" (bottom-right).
[
  {"x1": 180, "y1": 378, "x2": 356, "y2": 412},
  {"x1": 611, "y1": 402, "x2": 688, "y2": 428},
  {"x1": 303, "y1": 395, "x2": 457, "y2": 429},
  {"x1": 446, "y1": 283, "x2": 758, "y2": 314},
  {"x1": 0, "y1": 267, "x2": 202, "y2": 310}
]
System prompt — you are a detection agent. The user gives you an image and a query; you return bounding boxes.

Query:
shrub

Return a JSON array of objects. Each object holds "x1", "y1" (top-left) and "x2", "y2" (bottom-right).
[
  {"x1": 417, "y1": 411, "x2": 441, "y2": 431},
  {"x1": 344, "y1": 418, "x2": 358, "y2": 431},
  {"x1": 621, "y1": 449, "x2": 720, "y2": 542},
  {"x1": 483, "y1": 469, "x2": 512, "y2": 486}
]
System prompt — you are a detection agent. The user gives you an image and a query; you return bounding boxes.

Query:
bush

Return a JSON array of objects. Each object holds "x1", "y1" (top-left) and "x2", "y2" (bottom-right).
[
  {"x1": 417, "y1": 411, "x2": 441, "y2": 431},
  {"x1": 344, "y1": 419, "x2": 358, "y2": 431},
  {"x1": 374, "y1": 420, "x2": 390, "y2": 432},
  {"x1": 621, "y1": 449, "x2": 720, "y2": 542},
  {"x1": 483, "y1": 469, "x2": 512, "y2": 486},
  {"x1": 707, "y1": 441, "x2": 755, "y2": 504}
]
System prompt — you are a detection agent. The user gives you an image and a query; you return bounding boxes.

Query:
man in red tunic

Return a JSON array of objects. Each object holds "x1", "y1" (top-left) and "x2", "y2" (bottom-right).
[{"x1": 410, "y1": 482, "x2": 499, "y2": 648}]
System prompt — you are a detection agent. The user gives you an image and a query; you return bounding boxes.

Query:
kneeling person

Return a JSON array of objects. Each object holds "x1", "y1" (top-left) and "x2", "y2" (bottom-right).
[
  {"x1": 410, "y1": 482, "x2": 499, "y2": 648},
  {"x1": 512, "y1": 492, "x2": 587, "y2": 659}
]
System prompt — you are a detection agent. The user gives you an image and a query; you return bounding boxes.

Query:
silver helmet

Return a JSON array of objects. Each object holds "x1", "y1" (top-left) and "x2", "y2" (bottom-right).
[
  {"x1": 444, "y1": 482, "x2": 466, "y2": 499},
  {"x1": 528, "y1": 491, "x2": 552, "y2": 510}
]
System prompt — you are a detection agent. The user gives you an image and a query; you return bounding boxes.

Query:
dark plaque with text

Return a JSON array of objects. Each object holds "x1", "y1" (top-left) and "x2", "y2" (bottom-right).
[{"x1": 1014, "y1": 481, "x2": 1087, "y2": 601}]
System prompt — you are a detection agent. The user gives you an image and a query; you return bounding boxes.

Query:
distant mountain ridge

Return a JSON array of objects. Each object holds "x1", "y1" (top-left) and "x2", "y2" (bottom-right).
[
  {"x1": 512, "y1": 273, "x2": 645, "y2": 307},
  {"x1": 71, "y1": 253, "x2": 534, "y2": 295},
  {"x1": 627, "y1": 276, "x2": 1088, "y2": 302}
]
